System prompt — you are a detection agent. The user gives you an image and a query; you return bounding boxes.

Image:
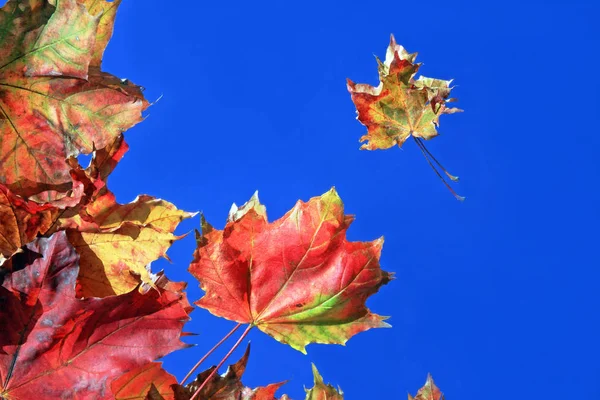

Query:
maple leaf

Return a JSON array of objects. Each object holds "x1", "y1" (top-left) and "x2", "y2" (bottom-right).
[
  {"x1": 65, "y1": 191, "x2": 196, "y2": 298},
  {"x1": 304, "y1": 364, "x2": 343, "y2": 400},
  {"x1": 28, "y1": 133, "x2": 197, "y2": 298},
  {"x1": 189, "y1": 189, "x2": 392, "y2": 354},
  {"x1": 408, "y1": 375, "x2": 445, "y2": 400},
  {"x1": 347, "y1": 35, "x2": 464, "y2": 200},
  {"x1": 0, "y1": 0, "x2": 148, "y2": 201},
  {"x1": 0, "y1": 183, "x2": 57, "y2": 262},
  {"x1": 0, "y1": 232, "x2": 191, "y2": 400}
]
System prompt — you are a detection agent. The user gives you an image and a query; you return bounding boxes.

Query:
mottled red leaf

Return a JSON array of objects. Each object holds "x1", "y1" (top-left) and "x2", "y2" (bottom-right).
[
  {"x1": 347, "y1": 35, "x2": 463, "y2": 200},
  {"x1": 0, "y1": 0, "x2": 148, "y2": 201},
  {"x1": 189, "y1": 189, "x2": 392, "y2": 353},
  {"x1": 0, "y1": 232, "x2": 191, "y2": 400}
]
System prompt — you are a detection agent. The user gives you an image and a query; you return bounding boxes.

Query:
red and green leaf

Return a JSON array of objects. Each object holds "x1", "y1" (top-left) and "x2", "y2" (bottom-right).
[
  {"x1": 347, "y1": 35, "x2": 463, "y2": 200},
  {"x1": 190, "y1": 189, "x2": 392, "y2": 353}
]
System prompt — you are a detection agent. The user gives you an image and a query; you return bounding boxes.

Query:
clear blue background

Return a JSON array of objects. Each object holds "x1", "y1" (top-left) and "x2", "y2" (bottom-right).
[{"x1": 100, "y1": 0, "x2": 599, "y2": 398}]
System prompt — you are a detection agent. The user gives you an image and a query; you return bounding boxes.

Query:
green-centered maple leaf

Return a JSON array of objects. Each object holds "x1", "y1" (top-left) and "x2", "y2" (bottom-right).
[
  {"x1": 408, "y1": 375, "x2": 445, "y2": 400},
  {"x1": 189, "y1": 189, "x2": 392, "y2": 354},
  {"x1": 0, "y1": 232, "x2": 191, "y2": 400},
  {"x1": 0, "y1": 0, "x2": 148, "y2": 201},
  {"x1": 347, "y1": 34, "x2": 464, "y2": 200},
  {"x1": 305, "y1": 364, "x2": 343, "y2": 400}
]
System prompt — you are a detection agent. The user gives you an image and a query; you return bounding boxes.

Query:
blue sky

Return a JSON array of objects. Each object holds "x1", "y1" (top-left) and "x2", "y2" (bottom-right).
[{"x1": 100, "y1": 1, "x2": 599, "y2": 398}]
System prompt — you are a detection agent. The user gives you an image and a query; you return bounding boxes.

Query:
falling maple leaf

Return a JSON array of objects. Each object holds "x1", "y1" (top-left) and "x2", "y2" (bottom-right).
[
  {"x1": 0, "y1": 232, "x2": 191, "y2": 400},
  {"x1": 305, "y1": 364, "x2": 343, "y2": 400},
  {"x1": 408, "y1": 375, "x2": 445, "y2": 400},
  {"x1": 347, "y1": 35, "x2": 464, "y2": 200},
  {"x1": 189, "y1": 189, "x2": 392, "y2": 354},
  {"x1": 0, "y1": 0, "x2": 148, "y2": 202}
]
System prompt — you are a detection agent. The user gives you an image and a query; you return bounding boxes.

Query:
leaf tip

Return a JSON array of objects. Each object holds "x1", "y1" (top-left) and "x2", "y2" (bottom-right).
[
  {"x1": 311, "y1": 363, "x2": 324, "y2": 385},
  {"x1": 346, "y1": 77, "x2": 355, "y2": 91},
  {"x1": 321, "y1": 187, "x2": 343, "y2": 208},
  {"x1": 186, "y1": 210, "x2": 200, "y2": 219},
  {"x1": 228, "y1": 191, "x2": 266, "y2": 222},
  {"x1": 426, "y1": 373, "x2": 434, "y2": 384}
]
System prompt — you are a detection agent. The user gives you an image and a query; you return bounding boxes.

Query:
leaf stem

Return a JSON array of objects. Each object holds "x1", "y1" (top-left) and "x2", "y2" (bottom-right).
[
  {"x1": 414, "y1": 136, "x2": 460, "y2": 182},
  {"x1": 180, "y1": 323, "x2": 242, "y2": 385},
  {"x1": 412, "y1": 136, "x2": 465, "y2": 201},
  {"x1": 189, "y1": 324, "x2": 253, "y2": 400}
]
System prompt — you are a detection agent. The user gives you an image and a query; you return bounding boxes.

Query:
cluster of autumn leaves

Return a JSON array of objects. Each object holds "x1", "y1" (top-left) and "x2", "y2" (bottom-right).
[{"x1": 1, "y1": 0, "x2": 459, "y2": 399}]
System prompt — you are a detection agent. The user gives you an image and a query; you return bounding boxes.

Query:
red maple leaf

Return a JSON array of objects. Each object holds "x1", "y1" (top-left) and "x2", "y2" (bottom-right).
[
  {"x1": 190, "y1": 189, "x2": 392, "y2": 353},
  {"x1": 0, "y1": 232, "x2": 191, "y2": 399}
]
